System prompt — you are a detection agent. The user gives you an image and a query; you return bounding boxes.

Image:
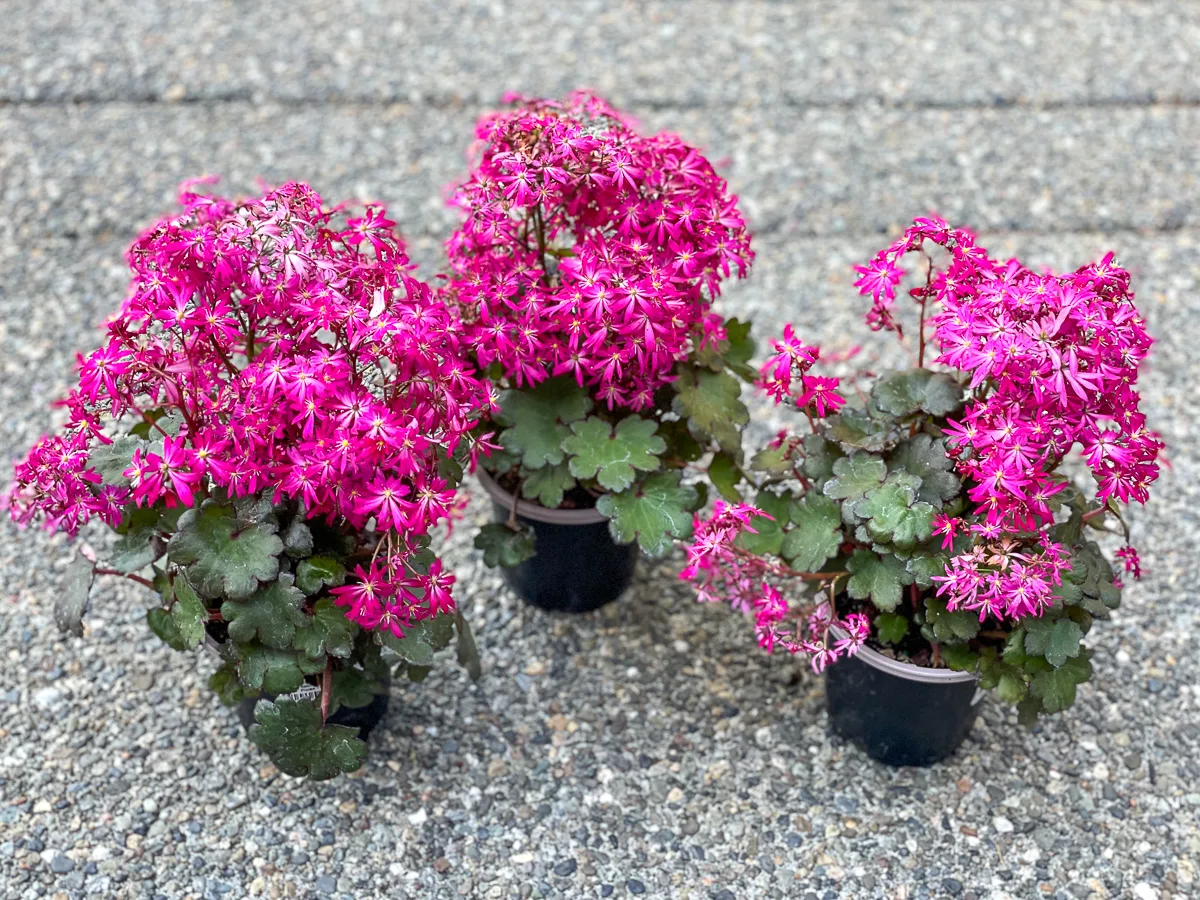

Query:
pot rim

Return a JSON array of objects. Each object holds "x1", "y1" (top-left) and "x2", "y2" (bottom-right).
[
  {"x1": 476, "y1": 466, "x2": 609, "y2": 526},
  {"x1": 830, "y1": 625, "x2": 978, "y2": 685}
]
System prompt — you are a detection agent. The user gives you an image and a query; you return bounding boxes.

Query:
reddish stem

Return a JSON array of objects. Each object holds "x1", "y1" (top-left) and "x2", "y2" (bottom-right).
[
  {"x1": 94, "y1": 568, "x2": 155, "y2": 589},
  {"x1": 321, "y1": 658, "x2": 332, "y2": 723}
]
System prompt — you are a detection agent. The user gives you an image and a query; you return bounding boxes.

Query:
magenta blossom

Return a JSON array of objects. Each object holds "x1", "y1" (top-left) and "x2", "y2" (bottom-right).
[
  {"x1": 441, "y1": 91, "x2": 754, "y2": 410},
  {"x1": 9, "y1": 181, "x2": 493, "y2": 637}
]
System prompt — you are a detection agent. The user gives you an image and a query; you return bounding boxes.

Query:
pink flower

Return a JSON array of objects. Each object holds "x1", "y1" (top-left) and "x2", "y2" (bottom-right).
[
  {"x1": 1115, "y1": 545, "x2": 1142, "y2": 580},
  {"x1": 931, "y1": 513, "x2": 960, "y2": 550},
  {"x1": 8, "y1": 180, "x2": 494, "y2": 637},
  {"x1": 795, "y1": 376, "x2": 846, "y2": 417},
  {"x1": 441, "y1": 91, "x2": 753, "y2": 411},
  {"x1": 863, "y1": 216, "x2": 1162, "y2": 532}
]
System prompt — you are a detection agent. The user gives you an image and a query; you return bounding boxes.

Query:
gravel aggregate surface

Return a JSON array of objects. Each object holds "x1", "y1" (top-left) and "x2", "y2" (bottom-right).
[{"x1": 2, "y1": 3, "x2": 1198, "y2": 899}]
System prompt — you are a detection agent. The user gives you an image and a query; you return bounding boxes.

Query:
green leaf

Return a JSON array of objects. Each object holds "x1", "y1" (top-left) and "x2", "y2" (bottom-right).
[
  {"x1": 875, "y1": 612, "x2": 909, "y2": 645},
  {"x1": 405, "y1": 665, "x2": 433, "y2": 683},
  {"x1": 854, "y1": 472, "x2": 935, "y2": 547},
  {"x1": 238, "y1": 645, "x2": 322, "y2": 694},
  {"x1": 1023, "y1": 618, "x2": 1084, "y2": 668},
  {"x1": 1031, "y1": 651, "x2": 1092, "y2": 713},
  {"x1": 438, "y1": 452, "x2": 465, "y2": 486},
  {"x1": 167, "y1": 572, "x2": 207, "y2": 650},
  {"x1": 596, "y1": 471, "x2": 698, "y2": 556},
  {"x1": 846, "y1": 550, "x2": 909, "y2": 611},
  {"x1": 997, "y1": 672, "x2": 1029, "y2": 703},
  {"x1": 168, "y1": 501, "x2": 283, "y2": 600},
  {"x1": 328, "y1": 667, "x2": 379, "y2": 713},
  {"x1": 825, "y1": 408, "x2": 898, "y2": 454},
  {"x1": 735, "y1": 490, "x2": 791, "y2": 556},
  {"x1": 383, "y1": 630, "x2": 433, "y2": 667},
  {"x1": 475, "y1": 522, "x2": 536, "y2": 568},
  {"x1": 520, "y1": 462, "x2": 576, "y2": 509},
  {"x1": 209, "y1": 662, "x2": 252, "y2": 706},
  {"x1": 872, "y1": 369, "x2": 964, "y2": 418},
  {"x1": 295, "y1": 556, "x2": 347, "y2": 595},
  {"x1": 147, "y1": 608, "x2": 190, "y2": 651},
  {"x1": 719, "y1": 317, "x2": 757, "y2": 380},
  {"x1": 802, "y1": 433, "x2": 843, "y2": 485},
  {"x1": 232, "y1": 495, "x2": 284, "y2": 532},
  {"x1": 110, "y1": 532, "x2": 162, "y2": 574},
  {"x1": 1002, "y1": 628, "x2": 1030, "y2": 667},
  {"x1": 672, "y1": 367, "x2": 749, "y2": 457},
  {"x1": 941, "y1": 643, "x2": 979, "y2": 672},
  {"x1": 780, "y1": 493, "x2": 842, "y2": 572},
  {"x1": 1017, "y1": 697, "x2": 1042, "y2": 726},
  {"x1": 905, "y1": 553, "x2": 948, "y2": 588},
  {"x1": 379, "y1": 614, "x2": 455, "y2": 669},
  {"x1": 249, "y1": 699, "x2": 367, "y2": 780},
  {"x1": 496, "y1": 377, "x2": 592, "y2": 470},
  {"x1": 658, "y1": 417, "x2": 705, "y2": 464},
  {"x1": 221, "y1": 575, "x2": 308, "y2": 649},
  {"x1": 88, "y1": 435, "x2": 148, "y2": 486},
  {"x1": 481, "y1": 446, "x2": 521, "y2": 474},
  {"x1": 108, "y1": 504, "x2": 169, "y2": 574},
  {"x1": 55, "y1": 553, "x2": 95, "y2": 637},
  {"x1": 708, "y1": 451, "x2": 743, "y2": 502},
  {"x1": 923, "y1": 595, "x2": 981, "y2": 642},
  {"x1": 294, "y1": 597, "x2": 357, "y2": 660},
  {"x1": 282, "y1": 520, "x2": 314, "y2": 558},
  {"x1": 891, "y1": 434, "x2": 961, "y2": 505},
  {"x1": 749, "y1": 443, "x2": 794, "y2": 476},
  {"x1": 823, "y1": 452, "x2": 887, "y2": 503},
  {"x1": 563, "y1": 416, "x2": 665, "y2": 492},
  {"x1": 1066, "y1": 541, "x2": 1122, "y2": 613},
  {"x1": 425, "y1": 611, "x2": 456, "y2": 651},
  {"x1": 455, "y1": 611, "x2": 483, "y2": 681}
]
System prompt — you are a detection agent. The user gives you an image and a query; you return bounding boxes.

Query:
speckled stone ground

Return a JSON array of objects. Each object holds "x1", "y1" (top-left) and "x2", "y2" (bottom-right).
[{"x1": 1, "y1": 3, "x2": 1198, "y2": 899}]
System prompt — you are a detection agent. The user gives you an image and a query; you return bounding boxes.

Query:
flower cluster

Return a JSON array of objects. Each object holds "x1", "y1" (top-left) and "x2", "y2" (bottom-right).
[
  {"x1": 441, "y1": 91, "x2": 754, "y2": 409},
  {"x1": 857, "y1": 216, "x2": 1162, "y2": 532},
  {"x1": 9, "y1": 181, "x2": 492, "y2": 636},
  {"x1": 852, "y1": 216, "x2": 1161, "y2": 619},
  {"x1": 933, "y1": 536, "x2": 1072, "y2": 621},
  {"x1": 680, "y1": 501, "x2": 867, "y2": 671},
  {"x1": 757, "y1": 324, "x2": 845, "y2": 415},
  {"x1": 683, "y1": 217, "x2": 1159, "y2": 692}
]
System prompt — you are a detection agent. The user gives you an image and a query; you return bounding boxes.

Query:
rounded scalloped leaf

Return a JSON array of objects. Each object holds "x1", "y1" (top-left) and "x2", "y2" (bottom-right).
[
  {"x1": 496, "y1": 377, "x2": 593, "y2": 470},
  {"x1": 520, "y1": 462, "x2": 576, "y2": 509},
  {"x1": 872, "y1": 369, "x2": 964, "y2": 418},
  {"x1": 563, "y1": 416, "x2": 665, "y2": 493},
  {"x1": 780, "y1": 493, "x2": 842, "y2": 572},
  {"x1": 221, "y1": 574, "x2": 308, "y2": 649},
  {"x1": 823, "y1": 452, "x2": 887, "y2": 503},
  {"x1": 672, "y1": 366, "x2": 749, "y2": 457},
  {"x1": 853, "y1": 472, "x2": 935, "y2": 547},
  {"x1": 474, "y1": 522, "x2": 536, "y2": 568},
  {"x1": 596, "y1": 470, "x2": 698, "y2": 556},
  {"x1": 890, "y1": 433, "x2": 961, "y2": 505},
  {"x1": 248, "y1": 699, "x2": 367, "y2": 780},
  {"x1": 845, "y1": 549, "x2": 910, "y2": 611},
  {"x1": 167, "y1": 500, "x2": 283, "y2": 600}
]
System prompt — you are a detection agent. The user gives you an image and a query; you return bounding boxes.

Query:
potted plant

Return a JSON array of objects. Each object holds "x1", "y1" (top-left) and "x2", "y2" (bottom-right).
[
  {"x1": 439, "y1": 91, "x2": 757, "y2": 613},
  {"x1": 7, "y1": 181, "x2": 488, "y2": 779},
  {"x1": 682, "y1": 216, "x2": 1161, "y2": 766}
]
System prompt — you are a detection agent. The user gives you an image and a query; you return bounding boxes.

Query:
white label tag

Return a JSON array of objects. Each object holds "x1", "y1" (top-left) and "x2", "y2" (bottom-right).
[{"x1": 280, "y1": 683, "x2": 321, "y2": 703}]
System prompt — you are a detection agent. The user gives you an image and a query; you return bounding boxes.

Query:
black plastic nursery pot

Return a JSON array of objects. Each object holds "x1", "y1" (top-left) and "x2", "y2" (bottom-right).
[
  {"x1": 477, "y1": 468, "x2": 637, "y2": 614},
  {"x1": 825, "y1": 635, "x2": 981, "y2": 767}
]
